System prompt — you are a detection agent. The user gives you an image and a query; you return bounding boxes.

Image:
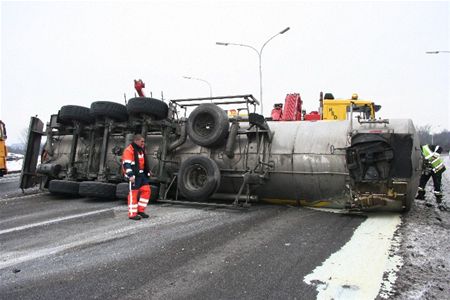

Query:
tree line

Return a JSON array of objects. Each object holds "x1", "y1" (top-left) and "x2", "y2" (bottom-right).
[{"x1": 416, "y1": 125, "x2": 450, "y2": 152}]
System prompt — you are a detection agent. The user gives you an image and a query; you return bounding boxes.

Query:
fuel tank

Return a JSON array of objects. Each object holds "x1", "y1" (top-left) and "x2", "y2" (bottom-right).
[{"x1": 154, "y1": 118, "x2": 421, "y2": 211}]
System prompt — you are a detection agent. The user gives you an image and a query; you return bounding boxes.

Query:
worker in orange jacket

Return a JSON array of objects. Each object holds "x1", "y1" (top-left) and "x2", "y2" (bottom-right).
[{"x1": 122, "y1": 134, "x2": 151, "y2": 220}]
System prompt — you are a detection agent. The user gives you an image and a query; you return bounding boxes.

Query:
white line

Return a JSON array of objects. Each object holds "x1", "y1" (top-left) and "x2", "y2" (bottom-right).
[
  {"x1": 0, "y1": 191, "x2": 45, "y2": 203},
  {"x1": 0, "y1": 207, "x2": 121, "y2": 235},
  {"x1": 0, "y1": 208, "x2": 205, "y2": 270},
  {"x1": 0, "y1": 222, "x2": 143, "y2": 270}
]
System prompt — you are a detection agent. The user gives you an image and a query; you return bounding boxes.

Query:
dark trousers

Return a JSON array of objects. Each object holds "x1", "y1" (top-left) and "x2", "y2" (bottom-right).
[{"x1": 418, "y1": 171, "x2": 442, "y2": 192}]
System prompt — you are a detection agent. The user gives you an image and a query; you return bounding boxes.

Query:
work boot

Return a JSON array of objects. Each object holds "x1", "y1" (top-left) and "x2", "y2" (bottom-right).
[
  {"x1": 138, "y1": 212, "x2": 149, "y2": 218},
  {"x1": 129, "y1": 215, "x2": 142, "y2": 221},
  {"x1": 415, "y1": 191, "x2": 425, "y2": 200}
]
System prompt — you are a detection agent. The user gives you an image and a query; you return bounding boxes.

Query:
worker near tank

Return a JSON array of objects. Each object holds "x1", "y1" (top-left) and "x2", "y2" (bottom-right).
[
  {"x1": 122, "y1": 134, "x2": 152, "y2": 220},
  {"x1": 416, "y1": 144, "x2": 447, "y2": 210}
]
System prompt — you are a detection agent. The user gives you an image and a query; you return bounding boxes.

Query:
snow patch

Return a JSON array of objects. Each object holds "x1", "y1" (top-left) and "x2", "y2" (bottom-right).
[
  {"x1": 6, "y1": 157, "x2": 23, "y2": 172},
  {"x1": 304, "y1": 213, "x2": 402, "y2": 299}
]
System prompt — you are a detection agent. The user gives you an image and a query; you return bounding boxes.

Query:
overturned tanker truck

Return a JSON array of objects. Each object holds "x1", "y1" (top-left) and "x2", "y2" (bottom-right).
[{"x1": 20, "y1": 88, "x2": 421, "y2": 212}]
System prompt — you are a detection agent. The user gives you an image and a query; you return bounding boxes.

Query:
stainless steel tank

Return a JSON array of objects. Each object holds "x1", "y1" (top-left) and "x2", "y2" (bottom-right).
[{"x1": 147, "y1": 117, "x2": 420, "y2": 211}]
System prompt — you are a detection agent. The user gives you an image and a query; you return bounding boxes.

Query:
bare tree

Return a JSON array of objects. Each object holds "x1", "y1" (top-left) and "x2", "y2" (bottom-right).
[{"x1": 416, "y1": 125, "x2": 450, "y2": 152}]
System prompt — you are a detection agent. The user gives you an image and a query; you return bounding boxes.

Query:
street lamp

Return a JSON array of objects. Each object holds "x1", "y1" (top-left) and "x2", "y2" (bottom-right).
[
  {"x1": 216, "y1": 26, "x2": 290, "y2": 115},
  {"x1": 426, "y1": 51, "x2": 450, "y2": 54},
  {"x1": 431, "y1": 125, "x2": 442, "y2": 145},
  {"x1": 182, "y1": 76, "x2": 213, "y2": 97}
]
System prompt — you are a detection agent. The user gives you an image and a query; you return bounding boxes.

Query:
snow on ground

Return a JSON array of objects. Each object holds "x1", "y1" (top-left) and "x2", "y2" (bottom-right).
[
  {"x1": 6, "y1": 157, "x2": 23, "y2": 172},
  {"x1": 391, "y1": 155, "x2": 450, "y2": 299}
]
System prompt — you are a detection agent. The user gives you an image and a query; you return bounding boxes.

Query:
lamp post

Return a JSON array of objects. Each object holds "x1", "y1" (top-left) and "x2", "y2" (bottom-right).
[
  {"x1": 431, "y1": 125, "x2": 442, "y2": 145},
  {"x1": 216, "y1": 27, "x2": 290, "y2": 115},
  {"x1": 182, "y1": 76, "x2": 213, "y2": 97}
]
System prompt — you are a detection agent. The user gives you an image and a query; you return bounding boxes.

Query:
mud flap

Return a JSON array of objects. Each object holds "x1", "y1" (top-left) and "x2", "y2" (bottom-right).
[{"x1": 20, "y1": 117, "x2": 44, "y2": 189}]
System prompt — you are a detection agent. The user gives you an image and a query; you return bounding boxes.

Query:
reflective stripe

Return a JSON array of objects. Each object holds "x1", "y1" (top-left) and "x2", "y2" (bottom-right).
[
  {"x1": 123, "y1": 160, "x2": 133, "y2": 164},
  {"x1": 423, "y1": 145, "x2": 433, "y2": 159},
  {"x1": 431, "y1": 157, "x2": 440, "y2": 164},
  {"x1": 139, "y1": 198, "x2": 149, "y2": 204},
  {"x1": 417, "y1": 187, "x2": 424, "y2": 191},
  {"x1": 125, "y1": 169, "x2": 133, "y2": 173},
  {"x1": 138, "y1": 154, "x2": 144, "y2": 159},
  {"x1": 139, "y1": 170, "x2": 144, "y2": 173},
  {"x1": 433, "y1": 162, "x2": 444, "y2": 173},
  {"x1": 422, "y1": 145, "x2": 444, "y2": 172}
]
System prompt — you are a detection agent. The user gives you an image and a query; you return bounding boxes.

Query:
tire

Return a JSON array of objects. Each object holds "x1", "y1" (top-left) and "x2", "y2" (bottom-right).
[
  {"x1": 79, "y1": 181, "x2": 116, "y2": 199},
  {"x1": 127, "y1": 97, "x2": 169, "y2": 120},
  {"x1": 116, "y1": 182, "x2": 159, "y2": 203},
  {"x1": 48, "y1": 180, "x2": 80, "y2": 195},
  {"x1": 58, "y1": 105, "x2": 94, "y2": 124},
  {"x1": 115, "y1": 182, "x2": 129, "y2": 199},
  {"x1": 177, "y1": 156, "x2": 221, "y2": 201},
  {"x1": 90, "y1": 101, "x2": 128, "y2": 122},
  {"x1": 149, "y1": 184, "x2": 159, "y2": 203},
  {"x1": 187, "y1": 104, "x2": 229, "y2": 147}
]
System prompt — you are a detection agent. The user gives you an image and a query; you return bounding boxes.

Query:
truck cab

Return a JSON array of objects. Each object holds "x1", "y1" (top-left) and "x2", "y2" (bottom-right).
[{"x1": 322, "y1": 93, "x2": 381, "y2": 120}]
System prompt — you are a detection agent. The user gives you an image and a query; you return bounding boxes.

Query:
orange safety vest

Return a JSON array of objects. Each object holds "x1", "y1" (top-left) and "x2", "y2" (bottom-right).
[{"x1": 121, "y1": 143, "x2": 148, "y2": 178}]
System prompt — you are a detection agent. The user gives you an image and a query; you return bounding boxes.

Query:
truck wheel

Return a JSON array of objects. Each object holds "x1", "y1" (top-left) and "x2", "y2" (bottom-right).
[
  {"x1": 115, "y1": 182, "x2": 129, "y2": 199},
  {"x1": 177, "y1": 156, "x2": 220, "y2": 201},
  {"x1": 116, "y1": 182, "x2": 159, "y2": 203},
  {"x1": 149, "y1": 184, "x2": 159, "y2": 203},
  {"x1": 127, "y1": 97, "x2": 168, "y2": 120},
  {"x1": 90, "y1": 101, "x2": 128, "y2": 122},
  {"x1": 79, "y1": 181, "x2": 116, "y2": 199},
  {"x1": 187, "y1": 103, "x2": 229, "y2": 147},
  {"x1": 48, "y1": 180, "x2": 80, "y2": 196},
  {"x1": 58, "y1": 105, "x2": 94, "y2": 124}
]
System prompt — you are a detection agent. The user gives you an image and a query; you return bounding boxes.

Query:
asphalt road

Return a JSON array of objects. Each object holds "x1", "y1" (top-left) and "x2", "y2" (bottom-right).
[
  {"x1": 0, "y1": 172, "x2": 22, "y2": 197},
  {"x1": 0, "y1": 193, "x2": 366, "y2": 299}
]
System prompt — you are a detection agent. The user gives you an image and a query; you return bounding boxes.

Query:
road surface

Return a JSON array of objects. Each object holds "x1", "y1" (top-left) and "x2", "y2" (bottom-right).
[
  {"x1": 0, "y1": 192, "x2": 372, "y2": 299},
  {"x1": 0, "y1": 172, "x2": 22, "y2": 198}
]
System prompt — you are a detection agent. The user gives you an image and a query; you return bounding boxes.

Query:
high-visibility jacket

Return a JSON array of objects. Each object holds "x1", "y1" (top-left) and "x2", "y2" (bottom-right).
[
  {"x1": 422, "y1": 144, "x2": 445, "y2": 173},
  {"x1": 122, "y1": 143, "x2": 150, "y2": 187}
]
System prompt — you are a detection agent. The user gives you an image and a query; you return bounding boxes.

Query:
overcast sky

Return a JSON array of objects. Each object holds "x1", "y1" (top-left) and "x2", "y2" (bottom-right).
[{"x1": 1, "y1": 0, "x2": 449, "y2": 145}]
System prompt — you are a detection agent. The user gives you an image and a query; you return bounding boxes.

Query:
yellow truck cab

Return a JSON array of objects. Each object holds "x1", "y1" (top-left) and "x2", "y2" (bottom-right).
[
  {"x1": 0, "y1": 120, "x2": 7, "y2": 176},
  {"x1": 322, "y1": 93, "x2": 381, "y2": 121}
]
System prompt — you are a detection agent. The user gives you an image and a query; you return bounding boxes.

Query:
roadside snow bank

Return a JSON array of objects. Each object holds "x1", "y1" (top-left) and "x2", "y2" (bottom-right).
[
  {"x1": 6, "y1": 158, "x2": 23, "y2": 172},
  {"x1": 391, "y1": 155, "x2": 450, "y2": 299}
]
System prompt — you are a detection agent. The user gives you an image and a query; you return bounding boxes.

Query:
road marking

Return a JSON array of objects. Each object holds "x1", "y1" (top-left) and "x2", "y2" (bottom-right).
[
  {"x1": 0, "y1": 208, "x2": 206, "y2": 270},
  {"x1": 0, "y1": 207, "x2": 121, "y2": 235},
  {"x1": 304, "y1": 213, "x2": 402, "y2": 299},
  {"x1": 0, "y1": 222, "x2": 146, "y2": 270},
  {"x1": 0, "y1": 191, "x2": 45, "y2": 203}
]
